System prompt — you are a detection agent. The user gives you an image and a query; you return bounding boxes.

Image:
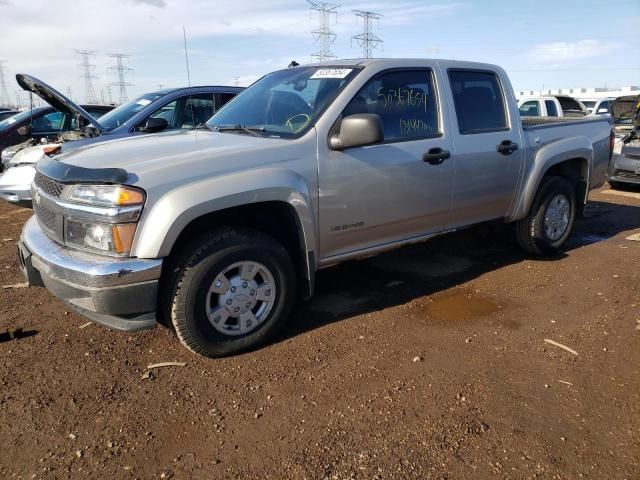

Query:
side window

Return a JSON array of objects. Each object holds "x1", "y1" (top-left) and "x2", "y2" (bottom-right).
[
  {"x1": 597, "y1": 101, "x2": 609, "y2": 113},
  {"x1": 32, "y1": 111, "x2": 65, "y2": 133},
  {"x1": 449, "y1": 70, "x2": 508, "y2": 133},
  {"x1": 545, "y1": 100, "x2": 558, "y2": 117},
  {"x1": 342, "y1": 69, "x2": 439, "y2": 142},
  {"x1": 149, "y1": 99, "x2": 178, "y2": 128},
  {"x1": 216, "y1": 93, "x2": 236, "y2": 109},
  {"x1": 519, "y1": 101, "x2": 540, "y2": 117},
  {"x1": 181, "y1": 93, "x2": 215, "y2": 128}
]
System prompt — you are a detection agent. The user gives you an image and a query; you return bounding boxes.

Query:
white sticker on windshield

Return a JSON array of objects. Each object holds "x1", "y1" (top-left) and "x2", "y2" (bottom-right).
[
  {"x1": 311, "y1": 68, "x2": 353, "y2": 79},
  {"x1": 136, "y1": 99, "x2": 151, "y2": 106},
  {"x1": 7, "y1": 118, "x2": 16, "y2": 124}
]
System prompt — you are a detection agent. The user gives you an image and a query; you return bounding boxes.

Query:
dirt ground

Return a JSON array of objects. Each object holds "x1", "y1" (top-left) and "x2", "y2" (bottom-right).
[{"x1": 0, "y1": 185, "x2": 638, "y2": 480}]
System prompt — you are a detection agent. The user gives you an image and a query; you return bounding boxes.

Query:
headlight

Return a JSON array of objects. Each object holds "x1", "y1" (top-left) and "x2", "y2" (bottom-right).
[
  {"x1": 68, "y1": 184, "x2": 145, "y2": 206},
  {"x1": 65, "y1": 218, "x2": 138, "y2": 255}
]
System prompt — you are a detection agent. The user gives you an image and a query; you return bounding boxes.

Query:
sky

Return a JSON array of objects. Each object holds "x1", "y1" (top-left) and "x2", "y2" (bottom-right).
[{"x1": 1, "y1": 0, "x2": 639, "y2": 106}]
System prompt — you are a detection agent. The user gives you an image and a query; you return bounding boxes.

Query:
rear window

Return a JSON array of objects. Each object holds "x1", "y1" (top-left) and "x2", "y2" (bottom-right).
[
  {"x1": 544, "y1": 100, "x2": 558, "y2": 117},
  {"x1": 449, "y1": 70, "x2": 508, "y2": 134},
  {"x1": 519, "y1": 101, "x2": 540, "y2": 117}
]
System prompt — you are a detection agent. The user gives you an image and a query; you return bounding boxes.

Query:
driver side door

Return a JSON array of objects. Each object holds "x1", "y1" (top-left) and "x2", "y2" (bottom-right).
[{"x1": 318, "y1": 68, "x2": 455, "y2": 260}]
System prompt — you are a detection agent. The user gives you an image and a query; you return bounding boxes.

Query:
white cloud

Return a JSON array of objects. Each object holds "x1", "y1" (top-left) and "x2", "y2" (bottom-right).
[{"x1": 526, "y1": 39, "x2": 623, "y2": 63}]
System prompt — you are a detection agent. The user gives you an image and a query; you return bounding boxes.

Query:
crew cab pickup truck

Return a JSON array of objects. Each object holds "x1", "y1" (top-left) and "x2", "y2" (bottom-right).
[{"x1": 18, "y1": 59, "x2": 615, "y2": 357}]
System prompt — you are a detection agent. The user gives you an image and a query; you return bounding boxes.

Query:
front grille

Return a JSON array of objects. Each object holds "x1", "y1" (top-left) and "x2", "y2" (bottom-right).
[
  {"x1": 614, "y1": 169, "x2": 640, "y2": 180},
  {"x1": 34, "y1": 172, "x2": 65, "y2": 198},
  {"x1": 33, "y1": 200, "x2": 56, "y2": 233}
]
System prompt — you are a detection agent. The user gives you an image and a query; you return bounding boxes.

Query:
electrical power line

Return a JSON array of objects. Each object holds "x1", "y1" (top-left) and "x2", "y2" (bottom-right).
[
  {"x1": 0, "y1": 61, "x2": 12, "y2": 107},
  {"x1": 307, "y1": 1, "x2": 339, "y2": 62},
  {"x1": 108, "y1": 53, "x2": 133, "y2": 104},
  {"x1": 75, "y1": 50, "x2": 98, "y2": 104},
  {"x1": 351, "y1": 10, "x2": 383, "y2": 58}
]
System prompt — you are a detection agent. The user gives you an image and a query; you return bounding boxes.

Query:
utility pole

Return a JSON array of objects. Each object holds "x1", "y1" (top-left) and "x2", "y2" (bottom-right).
[
  {"x1": 108, "y1": 53, "x2": 133, "y2": 104},
  {"x1": 352, "y1": 10, "x2": 383, "y2": 58},
  {"x1": 157, "y1": 83, "x2": 164, "y2": 90},
  {"x1": 307, "y1": 1, "x2": 339, "y2": 62},
  {"x1": 75, "y1": 50, "x2": 98, "y2": 104},
  {"x1": 0, "y1": 61, "x2": 11, "y2": 107}
]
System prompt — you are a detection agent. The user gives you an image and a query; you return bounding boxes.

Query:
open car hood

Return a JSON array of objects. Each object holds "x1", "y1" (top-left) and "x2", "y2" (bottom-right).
[
  {"x1": 611, "y1": 95, "x2": 640, "y2": 124},
  {"x1": 16, "y1": 73, "x2": 104, "y2": 133}
]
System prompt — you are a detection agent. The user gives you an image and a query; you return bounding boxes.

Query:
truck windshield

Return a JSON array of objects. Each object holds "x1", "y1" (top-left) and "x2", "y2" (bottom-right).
[
  {"x1": 98, "y1": 93, "x2": 165, "y2": 131},
  {"x1": 207, "y1": 66, "x2": 361, "y2": 138}
]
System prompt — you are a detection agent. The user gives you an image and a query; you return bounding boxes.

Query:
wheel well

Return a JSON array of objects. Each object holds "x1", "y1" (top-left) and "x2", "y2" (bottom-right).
[
  {"x1": 166, "y1": 201, "x2": 311, "y2": 298},
  {"x1": 543, "y1": 158, "x2": 588, "y2": 215}
]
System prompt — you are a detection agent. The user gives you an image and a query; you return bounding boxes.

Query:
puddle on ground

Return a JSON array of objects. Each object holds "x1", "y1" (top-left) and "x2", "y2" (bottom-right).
[{"x1": 423, "y1": 290, "x2": 499, "y2": 322}]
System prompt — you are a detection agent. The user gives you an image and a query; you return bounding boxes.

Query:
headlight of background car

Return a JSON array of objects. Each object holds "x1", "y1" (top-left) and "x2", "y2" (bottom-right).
[{"x1": 63, "y1": 184, "x2": 145, "y2": 255}]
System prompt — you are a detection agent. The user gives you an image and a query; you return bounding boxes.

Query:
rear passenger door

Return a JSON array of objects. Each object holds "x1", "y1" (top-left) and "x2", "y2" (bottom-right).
[{"x1": 444, "y1": 68, "x2": 523, "y2": 227}]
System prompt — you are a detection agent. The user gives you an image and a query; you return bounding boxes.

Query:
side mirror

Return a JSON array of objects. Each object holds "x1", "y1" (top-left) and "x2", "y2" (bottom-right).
[
  {"x1": 17, "y1": 125, "x2": 31, "y2": 137},
  {"x1": 142, "y1": 117, "x2": 169, "y2": 133},
  {"x1": 329, "y1": 114, "x2": 383, "y2": 150},
  {"x1": 597, "y1": 108, "x2": 608, "y2": 114}
]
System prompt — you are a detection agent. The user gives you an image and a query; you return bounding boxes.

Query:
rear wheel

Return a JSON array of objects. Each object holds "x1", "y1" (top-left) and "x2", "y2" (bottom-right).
[
  {"x1": 516, "y1": 176, "x2": 576, "y2": 255},
  {"x1": 167, "y1": 228, "x2": 296, "y2": 357}
]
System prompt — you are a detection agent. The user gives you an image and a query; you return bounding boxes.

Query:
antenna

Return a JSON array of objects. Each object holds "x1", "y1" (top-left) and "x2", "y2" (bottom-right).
[
  {"x1": 183, "y1": 26, "x2": 196, "y2": 128},
  {"x1": 75, "y1": 50, "x2": 98, "y2": 104},
  {"x1": 352, "y1": 10, "x2": 383, "y2": 58},
  {"x1": 307, "y1": 1, "x2": 339, "y2": 62},
  {"x1": 0, "y1": 61, "x2": 12, "y2": 107},
  {"x1": 108, "y1": 53, "x2": 133, "y2": 104}
]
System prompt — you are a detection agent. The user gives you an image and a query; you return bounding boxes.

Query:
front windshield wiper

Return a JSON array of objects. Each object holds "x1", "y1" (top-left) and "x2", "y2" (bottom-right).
[
  {"x1": 194, "y1": 123, "x2": 211, "y2": 131},
  {"x1": 212, "y1": 124, "x2": 266, "y2": 137}
]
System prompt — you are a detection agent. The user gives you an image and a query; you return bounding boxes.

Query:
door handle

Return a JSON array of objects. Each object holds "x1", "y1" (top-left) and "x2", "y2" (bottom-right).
[
  {"x1": 497, "y1": 140, "x2": 519, "y2": 155},
  {"x1": 423, "y1": 148, "x2": 450, "y2": 165}
]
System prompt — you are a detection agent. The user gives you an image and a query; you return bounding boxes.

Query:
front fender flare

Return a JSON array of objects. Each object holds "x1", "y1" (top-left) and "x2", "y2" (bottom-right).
[{"x1": 132, "y1": 168, "x2": 317, "y2": 268}]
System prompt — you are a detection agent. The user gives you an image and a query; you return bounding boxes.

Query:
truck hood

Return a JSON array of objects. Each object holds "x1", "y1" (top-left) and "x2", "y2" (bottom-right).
[
  {"x1": 54, "y1": 129, "x2": 301, "y2": 187},
  {"x1": 16, "y1": 73, "x2": 105, "y2": 133}
]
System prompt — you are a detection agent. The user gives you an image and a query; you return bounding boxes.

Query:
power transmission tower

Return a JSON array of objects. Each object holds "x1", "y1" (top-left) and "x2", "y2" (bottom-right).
[
  {"x1": 352, "y1": 10, "x2": 383, "y2": 58},
  {"x1": 0, "y1": 61, "x2": 11, "y2": 107},
  {"x1": 106, "y1": 85, "x2": 113, "y2": 104},
  {"x1": 233, "y1": 77, "x2": 240, "y2": 87},
  {"x1": 307, "y1": 1, "x2": 339, "y2": 61},
  {"x1": 75, "y1": 50, "x2": 98, "y2": 104},
  {"x1": 15, "y1": 91, "x2": 22, "y2": 109},
  {"x1": 66, "y1": 86, "x2": 73, "y2": 101},
  {"x1": 108, "y1": 53, "x2": 133, "y2": 104}
]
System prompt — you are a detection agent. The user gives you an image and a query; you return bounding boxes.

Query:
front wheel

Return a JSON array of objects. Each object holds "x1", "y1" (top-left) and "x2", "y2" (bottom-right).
[
  {"x1": 167, "y1": 228, "x2": 296, "y2": 357},
  {"x1": 515, "y1": 176, "x2": 576, "y2": 255}
]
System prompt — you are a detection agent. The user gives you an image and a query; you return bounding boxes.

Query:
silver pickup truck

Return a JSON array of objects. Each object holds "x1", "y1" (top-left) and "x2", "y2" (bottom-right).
[{"x1": 18, "y1": 59, "x2": 614, "y2": 357}]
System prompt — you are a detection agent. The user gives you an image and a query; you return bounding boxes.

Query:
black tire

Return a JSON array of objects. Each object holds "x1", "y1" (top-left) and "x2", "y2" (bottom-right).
[
  {"x1": 515, "y1": 176, "x2": 576, "y2": 256},
  {"x1": 166, "y1": 228, "x2": 296, "y2": 357}
]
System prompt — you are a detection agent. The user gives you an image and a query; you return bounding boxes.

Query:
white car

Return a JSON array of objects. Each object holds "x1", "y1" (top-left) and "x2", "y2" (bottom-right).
[
  {"x1": 0, "y1": 144, "x2": 59, "y2": 206},
  {"x1": 518, "y1": 95, "x2": 589, "y2": 118},
  {"x1": 582, "y1": 97, "x2": 615, "y2": 115}
]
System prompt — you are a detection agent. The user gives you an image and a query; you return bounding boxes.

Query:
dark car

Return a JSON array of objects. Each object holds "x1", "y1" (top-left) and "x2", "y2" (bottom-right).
[
  {"x1": 0, "y1": 103, "x2": 114, "y2": 159},
  {"x1": 0, "y1": 110, "x2": 20, "y2": 122}
]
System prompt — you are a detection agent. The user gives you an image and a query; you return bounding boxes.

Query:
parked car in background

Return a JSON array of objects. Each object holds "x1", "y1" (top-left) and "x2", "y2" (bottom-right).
[
  {"x1": 0, "y1": 74, "x2": 243, "y2": 205},
  {"x1": 17, "y1": 58, "x2": 614, "y2": 357},
  {"x1": 582, "y1": 97, "x2": 615, "y2": 115},
  {"x1": 607, "y1": 94, "x2": 640, "y2": 189},
  {"x1": 0, "y1": 110, "x2": 19, "y2": 122},
  {"x1": 0, "y1": 102, "x2": 113, "y2": 167},
  {"x1": 518, "y1": 95, "x2": 589, "y2": 118}
]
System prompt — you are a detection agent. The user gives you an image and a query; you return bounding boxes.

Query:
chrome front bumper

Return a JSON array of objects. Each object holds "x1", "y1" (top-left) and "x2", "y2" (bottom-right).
[{"x1": 18, "y1": 216, "x2": 163, "y2": 331}]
